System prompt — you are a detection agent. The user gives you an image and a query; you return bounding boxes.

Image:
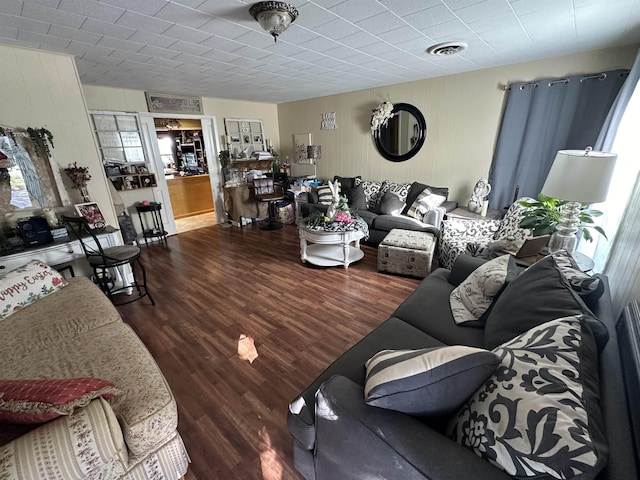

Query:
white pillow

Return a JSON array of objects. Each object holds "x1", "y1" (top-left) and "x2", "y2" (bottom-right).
[
  {"x1": 450, "y1": 255, "x2": 510, "y2": 324},
  {"x1": 406, "y1": 188, "x2": 446, "y2": 220},
  {"x1": 0, "y1": 260, "x2": 68, "y2": 320}
]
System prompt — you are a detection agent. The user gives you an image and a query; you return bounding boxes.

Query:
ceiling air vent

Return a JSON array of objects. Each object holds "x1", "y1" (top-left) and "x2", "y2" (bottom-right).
[{"x1": 427, "y1": 42, "x2": 468, "y2": 56}]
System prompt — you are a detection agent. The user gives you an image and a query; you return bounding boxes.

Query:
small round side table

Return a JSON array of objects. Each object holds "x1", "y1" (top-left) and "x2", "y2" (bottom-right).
[{"x1": 136, "y1": 203, "x2": 168, "y2": 247}]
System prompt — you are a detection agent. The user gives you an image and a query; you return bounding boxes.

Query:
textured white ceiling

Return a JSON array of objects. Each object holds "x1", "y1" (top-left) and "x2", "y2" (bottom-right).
[{"x1": 1, "y1": 0, "x2": 639, "y2": 103}]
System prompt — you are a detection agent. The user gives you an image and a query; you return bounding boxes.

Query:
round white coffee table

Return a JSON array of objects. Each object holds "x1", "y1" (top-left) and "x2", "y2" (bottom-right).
[{"x1": 299, "y1": 227, "x2": 365, "y2": 269}]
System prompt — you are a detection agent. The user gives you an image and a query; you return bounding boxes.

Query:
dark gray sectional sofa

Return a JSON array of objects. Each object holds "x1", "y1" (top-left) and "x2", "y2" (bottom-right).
[
  {"x1": 300, "y1": 178, "x2": 457, "y2": 245},
  {"x1": 287, "y1": 254, "x2": 639, "y2": 480}
]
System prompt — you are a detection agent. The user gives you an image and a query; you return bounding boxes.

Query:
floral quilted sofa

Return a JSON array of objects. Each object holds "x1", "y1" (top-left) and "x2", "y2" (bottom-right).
[
  {"x1": 438, "y1": 197, "x2": 534, "y2": 269},
  {"x1": 301, "y1": 176, "x2": 458, "y2": 245},
  {"x1": 0, "y1": 261, "x2": 189, "y2": 479}
]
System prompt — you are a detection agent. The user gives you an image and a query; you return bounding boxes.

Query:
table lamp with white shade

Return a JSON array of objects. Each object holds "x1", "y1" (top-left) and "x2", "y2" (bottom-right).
[{"x1": 541, "y1": 147, "x2": 617, "y2": 254}]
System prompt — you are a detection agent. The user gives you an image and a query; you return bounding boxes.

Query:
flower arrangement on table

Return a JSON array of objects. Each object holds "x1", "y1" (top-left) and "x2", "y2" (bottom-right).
[
  {"x1": 305, "y1": 197, "x2": 369, "y2": 238},
  {"x1": 64, "y1": 162, "x2": 91, "y2": 202}
]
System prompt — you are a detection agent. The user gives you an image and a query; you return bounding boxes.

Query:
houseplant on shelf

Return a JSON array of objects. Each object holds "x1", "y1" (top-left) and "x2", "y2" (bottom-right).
[{"x1": 518, "y1": 194, "x2": 606, "y2": 242}]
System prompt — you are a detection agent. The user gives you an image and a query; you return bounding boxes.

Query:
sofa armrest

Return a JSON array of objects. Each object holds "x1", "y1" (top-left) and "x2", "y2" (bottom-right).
[
  {"x1": 448, "y1": 254, "x2": 488, "y2": 286},
  {"x1": 441, "y1": 200, "x2": 458, "y2": 212},
  {"x1": 0, "y1": 398, "x2": 128, "y2": 479},
  {"x1": 313, "y1": 375, "x2": 511, "y2": 480},
  {"x1": 422, "y1": 206, "x2": 445, "y2": 229}
]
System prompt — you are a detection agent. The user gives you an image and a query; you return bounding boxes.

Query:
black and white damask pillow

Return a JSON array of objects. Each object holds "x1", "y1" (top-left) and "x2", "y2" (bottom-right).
[
  {"x1": 379, "y1": 182, "x2": 412, "y2": 203},
  {"x1": 448, "y1": 315, "x2": 607, "y2": 479},
  {"x1": 494, "y1": 198, "x2": 534, "y2": 240},
  {"x1": 449, "y1": 255, "x2": 510, "y2": 325},
  {"x1": 361, "y1": 180, "x2": 384, "y2": 211}
]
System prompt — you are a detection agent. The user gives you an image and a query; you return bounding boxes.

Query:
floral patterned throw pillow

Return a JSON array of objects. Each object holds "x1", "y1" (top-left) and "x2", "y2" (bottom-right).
[
  {"x1": 448, "y1": 315, "x2": 607, "y2": 479},
  {"x1": 0, "y1": 377, "x2": 120, "y2": 423},
  {"x1": 449, "y1": 255, "x2": 510, "y2": 324},
  {"x1": 0, "y1": 260, "x2": 68, "y2": 320},
  {"x1": 360, "y1": 180, "x2": 385, "y2": 211}
]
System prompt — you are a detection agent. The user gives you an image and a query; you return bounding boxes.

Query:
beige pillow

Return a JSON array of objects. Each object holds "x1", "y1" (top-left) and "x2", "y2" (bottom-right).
[{"x1": 450, "y1": 255, "x2": 510, "y2": 324}]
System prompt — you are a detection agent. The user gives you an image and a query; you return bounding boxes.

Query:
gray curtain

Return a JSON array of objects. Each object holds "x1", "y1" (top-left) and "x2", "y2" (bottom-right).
[
  {"x1": 488, "y1": 69, "x2": 628, "y2": 211},
  {"x1": 596, "y1": 51, "x2": 640, "y2": 151}
]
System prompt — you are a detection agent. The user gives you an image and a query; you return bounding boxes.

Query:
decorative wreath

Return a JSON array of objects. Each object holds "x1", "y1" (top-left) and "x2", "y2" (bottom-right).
[{"x1": 370, "y1": 101, "x2": 395, "y2": 134}]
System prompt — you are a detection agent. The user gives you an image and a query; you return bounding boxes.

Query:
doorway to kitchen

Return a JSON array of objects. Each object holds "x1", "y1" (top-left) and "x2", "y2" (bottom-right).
[
  {"x1": 155, "y1": 118, "x2": 214, "y2": 233},
  {"x1": 138, "y1": 113, "x2": 225, "y2": 236}
]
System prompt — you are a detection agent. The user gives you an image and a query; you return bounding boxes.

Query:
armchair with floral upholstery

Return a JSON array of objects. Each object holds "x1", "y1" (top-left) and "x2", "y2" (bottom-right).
[{"x1": 438, "y1": 198, "x2": 534, "y2": 269}]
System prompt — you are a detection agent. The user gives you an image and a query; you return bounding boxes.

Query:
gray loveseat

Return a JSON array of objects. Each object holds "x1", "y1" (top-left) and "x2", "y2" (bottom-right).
[
  {"x1": 287, "y1": 254, "x2": 639, "y2": 480},
  {"x1": 301, "y1": 177, "x2": 457, "y2": 245}
]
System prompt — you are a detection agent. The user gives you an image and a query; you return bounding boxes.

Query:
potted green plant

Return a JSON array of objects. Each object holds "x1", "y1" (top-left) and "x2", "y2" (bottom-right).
[{"x1": 518, "y1": 194, "x2": 606, "y2": 242}]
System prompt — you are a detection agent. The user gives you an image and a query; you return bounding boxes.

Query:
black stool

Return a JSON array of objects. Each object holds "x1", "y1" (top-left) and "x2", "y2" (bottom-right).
[
  {"x1": 136, "y1": 203, "x2": 168, "y2": 246},
  {"x1": 252, "y1": 178, "x2": 284, "y2": 230},
  {"x1": 62, "y1": 215, "x2": 155, "y2": 305}
]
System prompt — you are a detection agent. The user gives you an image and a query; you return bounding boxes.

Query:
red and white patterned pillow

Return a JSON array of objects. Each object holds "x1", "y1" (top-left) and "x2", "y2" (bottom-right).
[
  {"x1": 0, "y1": 260, "x2": 68, "y2": 320},
  {"x1": 0, "y1": 377, "x2": 121, "y2": 424}
]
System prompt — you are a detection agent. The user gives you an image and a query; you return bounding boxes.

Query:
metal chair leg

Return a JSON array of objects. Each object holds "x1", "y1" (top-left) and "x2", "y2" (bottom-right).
[{"x1": 136, "y1": 258, "x2": 155, "y2": 305}]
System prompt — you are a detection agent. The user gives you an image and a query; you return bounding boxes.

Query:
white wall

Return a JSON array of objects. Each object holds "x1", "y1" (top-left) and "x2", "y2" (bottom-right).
[
  {"x1": 277, "y1": 45, "x2": 639, "y2": 207},
  {"x1": 0, "y1": 44, "x2": 117, "y2": 226},
  {"x1": 83, "y1": 85, "x2": 281, "y2": 215},
  {"x1": 83, "y1": 86, "x2": 281, "y2": 155}
]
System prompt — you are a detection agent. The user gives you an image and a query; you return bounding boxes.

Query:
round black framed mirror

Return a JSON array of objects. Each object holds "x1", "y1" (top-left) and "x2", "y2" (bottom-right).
[{"x1": 373, "y1": 103, "x2": 426, "y2": 162}]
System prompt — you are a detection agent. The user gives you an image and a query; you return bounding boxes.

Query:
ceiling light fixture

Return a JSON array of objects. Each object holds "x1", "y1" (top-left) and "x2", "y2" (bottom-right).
[
  {"x1": 249, "y1": 1, "x2": 299, "y2": 42},
  {"x1": 427, "y1": 42, "x2": 468, "y2": 56}
]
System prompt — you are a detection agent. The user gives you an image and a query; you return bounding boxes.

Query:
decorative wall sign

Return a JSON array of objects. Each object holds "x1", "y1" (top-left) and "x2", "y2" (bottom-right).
[
  {"x1": 294, "y1": 133, "x2": 312, "y2": 163},
  {"x1": 145, "y1": 92, "x2": 203, "y2": 114},
  {"x1": 321, "y1": 112, "x2": 337, "y2": 130}
]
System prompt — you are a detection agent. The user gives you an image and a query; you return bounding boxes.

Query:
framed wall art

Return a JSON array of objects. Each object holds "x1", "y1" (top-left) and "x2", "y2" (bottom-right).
[
  {"x1": 145, "y1": 92, "x2": 203, "y2": 115},
  {"x1": 294, "y1": 133, "x2": 311, "y2": 163},
  {"x1": 75, "y1": 202, "x2": 106, "y2": 229},
  {"x1": 224, "y1": 118, "x2": 266, "y2": 159}
]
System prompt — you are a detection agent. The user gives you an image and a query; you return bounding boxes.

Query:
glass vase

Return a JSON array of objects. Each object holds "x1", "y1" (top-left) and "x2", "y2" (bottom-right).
[{"x1": 79, "y1": 186, "x2": 91, "y2": 203}]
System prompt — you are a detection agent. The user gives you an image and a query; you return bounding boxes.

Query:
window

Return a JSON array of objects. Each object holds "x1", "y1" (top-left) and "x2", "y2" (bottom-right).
[{"x1": 91, "y1": 112, "x2": 146, "y2": 164}]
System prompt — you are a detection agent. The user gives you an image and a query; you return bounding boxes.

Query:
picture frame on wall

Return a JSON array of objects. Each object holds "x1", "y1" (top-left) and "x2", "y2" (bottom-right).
[
  {"x1": 294, "y1": 133, "x2": 312, "y2": 163},
  {"x1": 224, "y1": 118, "x2": 266, "y2": 156},
  {"x1": 145, "y1": 92, "x2": 203, "y2": 114},
  {"x1": 75, "y1": 202, "x2": 107, "y2": 230}
]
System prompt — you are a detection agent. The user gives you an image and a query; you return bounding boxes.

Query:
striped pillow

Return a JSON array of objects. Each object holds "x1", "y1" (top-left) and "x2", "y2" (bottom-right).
[
  {"x1": 406, "y1": 188, "x2": 447, "y2": 220},
  {"x1": 316, "y1": 185, "x2": 334, "y2": 205},
  {"x1": 364, "y1": 346, "x2": 500, "y2": 416}
]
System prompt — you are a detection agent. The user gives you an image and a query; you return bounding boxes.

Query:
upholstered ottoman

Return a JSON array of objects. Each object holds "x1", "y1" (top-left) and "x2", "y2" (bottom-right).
[{"x1": 377, "y1": 229, "x2": 435, "y2": 278}]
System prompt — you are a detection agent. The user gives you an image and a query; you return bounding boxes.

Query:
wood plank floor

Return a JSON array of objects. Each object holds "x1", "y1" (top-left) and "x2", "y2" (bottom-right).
[{"x1": 116, "y1": 222, "x2": 421, "y2": 480}]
